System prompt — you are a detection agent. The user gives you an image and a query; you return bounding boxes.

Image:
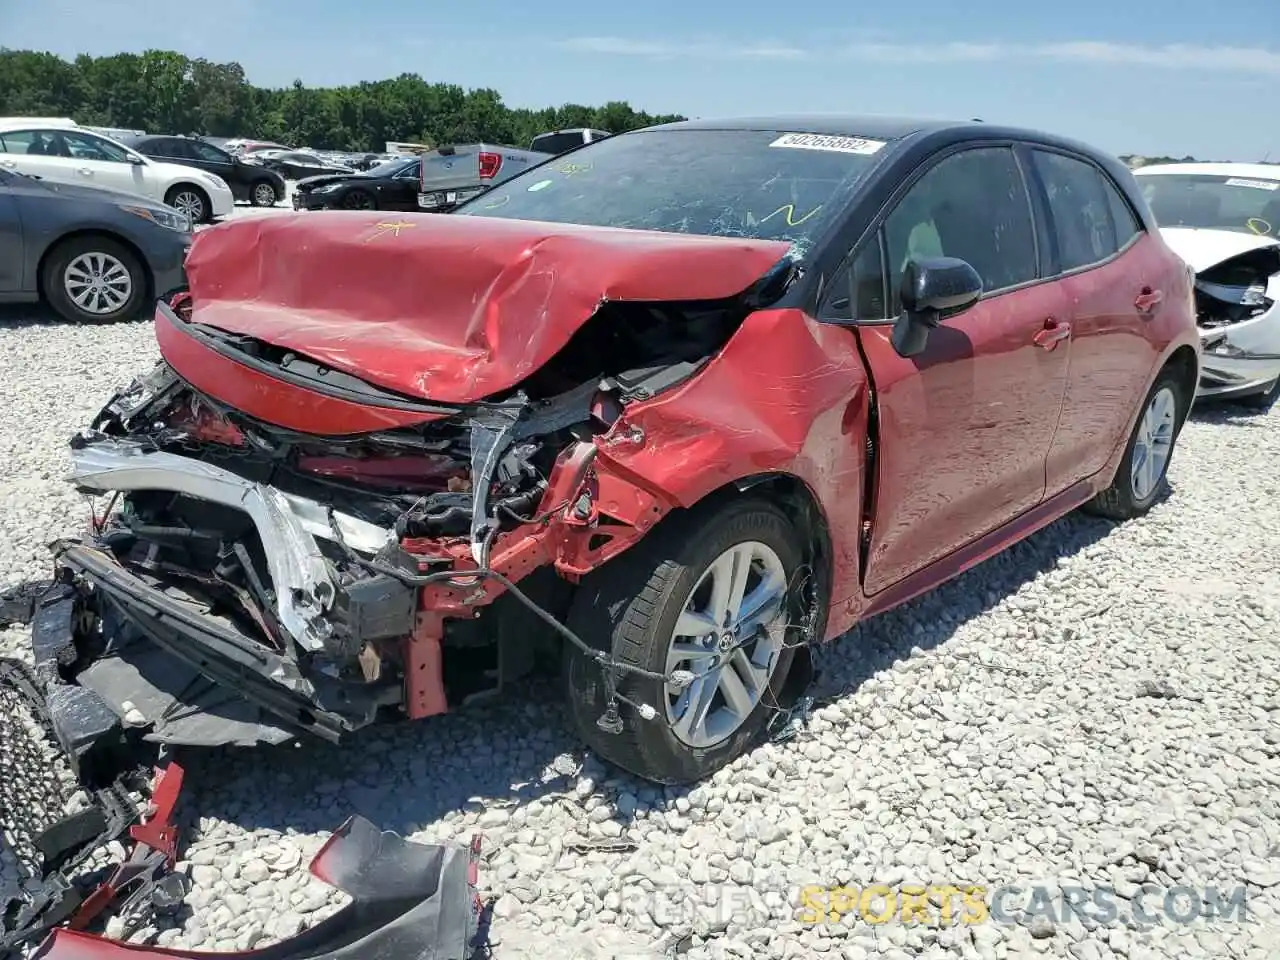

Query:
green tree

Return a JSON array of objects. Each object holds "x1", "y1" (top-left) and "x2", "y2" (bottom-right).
[{"x1": 0, "y1": 48, "x2": 686, "y2": 150}]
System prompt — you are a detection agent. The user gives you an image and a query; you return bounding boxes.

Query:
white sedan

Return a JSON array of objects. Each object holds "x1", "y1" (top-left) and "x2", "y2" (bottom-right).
[
  {"x1": 1134, "y1": 161, "x2": 1280, "y2": 408},
  {"x1": 0, "y1": 121, "x2": 234, "y2": 223}
]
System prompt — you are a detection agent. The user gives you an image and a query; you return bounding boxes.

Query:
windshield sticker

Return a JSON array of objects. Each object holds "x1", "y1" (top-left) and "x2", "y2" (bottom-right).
[
  {"x1": 557, "y1": 161, "x2": 592, "y2": 176},
  {"x1": 480, "y1": 194, "x2": 510, "y2": 209},
  {"x1": 1225, "y1": 177, "x2": 1279, "y2": 191},
  {"x1": 1247, "y1": 217, "x2": 1274, "y2": 236},
  {"x1": 770, "y1": 133, "x2": 885, "y2": 155},
  {"x1": 527, "y1": 179, "x2": 553, "y2": 192}
]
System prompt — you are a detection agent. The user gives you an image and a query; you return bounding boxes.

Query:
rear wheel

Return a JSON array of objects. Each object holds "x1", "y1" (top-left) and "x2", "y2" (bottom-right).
[
  {"x1": 562, "y1": 498, "x2": 813, "y2": 784},
  {"x1": 165, "y1": 184, "x2": 209, "y2": 223},
  {"x1": 42, "y1": 236, "x2": 148, "y2": 324},
  {"x1": 1083, "y1": 366, "x2": 1187, "y2": 520},
  {"x1": 250, "y1": 180, "x2": 278, "y2": 206}
]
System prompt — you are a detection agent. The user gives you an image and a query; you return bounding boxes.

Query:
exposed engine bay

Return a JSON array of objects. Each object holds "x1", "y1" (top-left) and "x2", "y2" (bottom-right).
[
  {"x1": 39, "y1": 275, "x2": 785, "y2": 754},
  {"x1": 1180, "y1": 239, "x2": 1280, "y2": 402}
]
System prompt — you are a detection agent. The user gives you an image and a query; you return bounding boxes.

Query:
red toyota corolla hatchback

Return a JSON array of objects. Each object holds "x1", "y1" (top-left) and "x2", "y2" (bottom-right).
[{"x1": 40, "y1": 116, "x2": 1199, "y2": 786}]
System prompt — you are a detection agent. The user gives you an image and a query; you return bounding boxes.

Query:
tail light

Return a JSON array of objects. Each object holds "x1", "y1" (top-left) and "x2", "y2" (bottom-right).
[{"x1": 478, "y1": 151, "x2": 502, "y2": 180}]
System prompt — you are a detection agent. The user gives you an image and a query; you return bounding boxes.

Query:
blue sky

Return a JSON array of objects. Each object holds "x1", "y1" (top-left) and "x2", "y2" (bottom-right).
[{"x1": 5, "y1": 0, "x2": 1280, "y2": 160}]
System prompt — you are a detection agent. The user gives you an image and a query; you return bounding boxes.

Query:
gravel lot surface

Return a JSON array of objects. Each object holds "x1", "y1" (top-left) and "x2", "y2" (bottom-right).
[{"x1": 2, "y1": 204, "x2": 1278, "y2": 959}]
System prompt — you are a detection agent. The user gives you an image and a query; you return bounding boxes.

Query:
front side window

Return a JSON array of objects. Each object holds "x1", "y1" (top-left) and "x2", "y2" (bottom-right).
[
  {"x1": 883, "y1": 147, "x2": 1037, "y2": 313},
  {"x1": 0, "y1": 131, "x2": 37, "y2": 154},
  {"x1": 457, "y1": 128, "x2": 887, "y2": 248},
  {"x1": 1031, "y1": 150, "x2": 1117, "y2": 271},
  {"x1": 61, "y1": 132, "x2": 132, "y2": 163},
  {"x1": 1139, "y1": 173, "x2": 1280, "y2": 238}
]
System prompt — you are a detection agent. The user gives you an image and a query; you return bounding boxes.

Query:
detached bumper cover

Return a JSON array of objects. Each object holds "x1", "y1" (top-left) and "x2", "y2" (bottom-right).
[{"x1": 29, "y1": 816, "x2": 482, "y2": 960}]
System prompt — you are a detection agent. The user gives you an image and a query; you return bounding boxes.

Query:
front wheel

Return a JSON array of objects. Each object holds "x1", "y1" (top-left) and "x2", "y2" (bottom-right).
[
  {"x1": 42, "y1": 236, "x2": 148, "y2": 324},
  {"x1": 562, "y1": 498, "x2": 813, "y2": 784},
  {"x1": 341, "y1": 190, "x2": 375, "y2": 210},
  {"x1": 164, "y1": 184, "x2": 210, "y2": 223},
  {"x1": 1083, "y1": 366, "x2": 1187, "y2": 520}
]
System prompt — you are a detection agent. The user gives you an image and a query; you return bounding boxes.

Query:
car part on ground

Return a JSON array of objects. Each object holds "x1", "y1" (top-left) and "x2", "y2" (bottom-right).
[
  {"x1": 1133, "y1": 163, "x2": 1280, "y2": 407},
  {"x1": 0, "y1": 602, "x2": 483, "y2": 960},
  {"x1": 32, "y1": 116, "x2": 1199, "y2": 787},
  {"x1": 0, "y1": 168, "x2": 191, "y2": 323}
]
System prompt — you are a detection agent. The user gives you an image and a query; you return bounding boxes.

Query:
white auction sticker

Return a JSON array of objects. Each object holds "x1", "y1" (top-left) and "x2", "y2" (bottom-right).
[
  {"x1": 1225, "y1": 177, "x2": 1279, "y2": 191},
  {"x1": 769, "y1": 133, "x2": 886, "y2": 155}
]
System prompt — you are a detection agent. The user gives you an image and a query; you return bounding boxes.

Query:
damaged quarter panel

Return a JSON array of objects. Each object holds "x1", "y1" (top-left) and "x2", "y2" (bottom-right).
[{"x1": 594, "y1": 305, "x2": 868, "y2": 639}]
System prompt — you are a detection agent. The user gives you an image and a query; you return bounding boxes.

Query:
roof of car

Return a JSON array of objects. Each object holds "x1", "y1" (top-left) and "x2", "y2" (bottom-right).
[
  {"x1": 1132, "y1": 161, "x2": 1280, "y2": 180},
  {"x1": 643, "y1": 115, "x2": 968, "y2": 140}
]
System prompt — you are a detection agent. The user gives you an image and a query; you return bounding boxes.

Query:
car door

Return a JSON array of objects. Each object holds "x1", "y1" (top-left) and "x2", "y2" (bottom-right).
[
  {"x1": 0, "y1": 129, "x2": 72, "y2": 183},
  {"x1": 1024, "y1": 147, "x2": 1162, "y2": 493},
  {"x1": 187, "y1": 140, "x2": 239, "y2": 187},
  {"x1": 58, "y1": 130, "x2": 150, "y2": 198},
  {"x1": 386, "y1": 160, "x2": 422, "y2": 209},
  {"x1": 0, "y1": 173, "x2": 24, "y2": 292},
  {"x1": 844, "y1": 145, "x2": 1073, "y2": 596}
]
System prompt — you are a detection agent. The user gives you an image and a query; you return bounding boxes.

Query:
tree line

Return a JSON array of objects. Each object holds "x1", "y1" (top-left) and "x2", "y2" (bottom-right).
[{"x1": 0, "y1": 48, "x2": 687, "y2": 151}]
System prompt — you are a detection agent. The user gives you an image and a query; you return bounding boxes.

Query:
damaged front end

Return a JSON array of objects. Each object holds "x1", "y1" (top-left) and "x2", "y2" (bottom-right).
[
  {"x1": 1181, "y1": 237, "x2": 1280, "y2": 402},
  {"x1": 43, "y1": 245, "x2": 793, "y2": 756}
]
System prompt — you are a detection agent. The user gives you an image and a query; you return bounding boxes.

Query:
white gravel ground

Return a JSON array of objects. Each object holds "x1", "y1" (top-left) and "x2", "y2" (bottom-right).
[{"x1": 2, "y1": 207, "x2": 1278, "y2": 959}]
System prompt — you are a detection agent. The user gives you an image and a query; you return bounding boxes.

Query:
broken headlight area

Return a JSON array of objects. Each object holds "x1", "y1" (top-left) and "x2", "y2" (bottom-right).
[
  {"x1": 1193, "y1": 245, "x2": 1280, "y2": 331},
  {"x1": 52, "y1": 324, "x2": 720, "y2": 749}
]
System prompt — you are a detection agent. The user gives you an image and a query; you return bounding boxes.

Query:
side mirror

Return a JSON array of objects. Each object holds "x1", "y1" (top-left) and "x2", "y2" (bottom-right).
[
  {"x1": 128, "y1": 154, "x2": 145, "y2": 166},
  {"x1": 890, "y1": 256, "x2": 983, "y2": 358}
]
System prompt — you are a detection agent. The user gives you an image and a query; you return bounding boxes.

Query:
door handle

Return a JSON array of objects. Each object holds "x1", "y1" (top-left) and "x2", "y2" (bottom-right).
[
  {"x1": 77, "y1": 167, "x2": 93, "y2": 176},
  {"x1": 1034, "y1": 318, "x2": 1071, "y2": 350},
  {"x1": 1135, "y1": 287, "x2": 1163, "y2": 313}
]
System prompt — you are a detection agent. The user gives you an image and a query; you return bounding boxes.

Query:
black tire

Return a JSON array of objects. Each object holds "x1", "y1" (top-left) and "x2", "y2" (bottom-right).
[
  {"x1": 249, "y1": 180, "x2": 278, "y2": 207},
  {"x1": 164, "y1": 184, "x2": 210, "y2": 224},
  {"x1": 1235, "y1": 377, "x2": 1280, "y2": 411},
  {"x1": 562, "y1": 497, "x2": 813, "y2": 784},
  {"x1": 41, "y1": 235, "x2": 148, "y2": 324},
  {"x1": 341, "y1": 190, "x2": 375, "y2": 210},
  {"x1": 1083, "y1": 365, "x2": 1188, "y2": 520}
]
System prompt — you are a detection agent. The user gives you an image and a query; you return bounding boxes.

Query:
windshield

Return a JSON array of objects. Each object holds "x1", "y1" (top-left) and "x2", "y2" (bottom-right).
[
  {"x1": 455, "y1": 128, "x2": 888, "y2": 247},
  {"x1": 368, "y1": 158, "x2": 416, "y2": 177},
  {"x1": 1139, "y1": 173, "x2": 1280, "y2": 238}
]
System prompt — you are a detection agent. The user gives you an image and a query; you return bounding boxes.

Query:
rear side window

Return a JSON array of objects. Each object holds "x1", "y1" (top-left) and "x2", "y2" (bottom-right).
[
  {"x1": 883, "y1": 146, "x2": 1037, "y2": 311},
  {"x1": 1106, "y1": 180, "x2": 1142, "y2": 247},
  {"x1": 1031, "y1": 150, "x2": 1129, "y2": 271},
  {"x1": 190, "y1": 141, "x2": 230, "y2": 163},
  {"x1": 0, "y1": 131, "x2": 37, "y2": 154},
  {"x1": 531, "y1": 132, "x2": 584, "y2": 155}
]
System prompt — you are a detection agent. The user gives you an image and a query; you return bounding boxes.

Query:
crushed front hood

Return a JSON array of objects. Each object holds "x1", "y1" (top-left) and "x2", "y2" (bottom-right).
[
  {"x1": 179, "y1": 212, "x2": 792, "y2": 403},
  {"x1": 1160, "y1": 226, "x2": 1280, "y2": 272}
]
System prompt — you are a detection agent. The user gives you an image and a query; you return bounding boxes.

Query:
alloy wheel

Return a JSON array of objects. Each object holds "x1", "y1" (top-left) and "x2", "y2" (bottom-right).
[
  {"x1": 252, "y1": 182, "x2": 276, "y2": 205},
  {"x1": 171, "y1": 190, "x2": 204, "y2": 221},
  {"x1": 664, "y1": 541, "x2": 788, "y2": 748},
  {"x1": 1130, "y1": 385, "x2": 1177, "y2": 501},
  {"x1": 63, "y1": 252, "x2": 132, "y2": 316}
]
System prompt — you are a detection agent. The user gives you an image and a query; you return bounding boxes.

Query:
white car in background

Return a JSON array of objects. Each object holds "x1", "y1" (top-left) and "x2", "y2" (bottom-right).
[
  {"x1": 0, "y1": 120, "x2": 234, "y2": 223},
  {"x1": 1134, "y1": 162, "x2": 1280, "y2": 408}
]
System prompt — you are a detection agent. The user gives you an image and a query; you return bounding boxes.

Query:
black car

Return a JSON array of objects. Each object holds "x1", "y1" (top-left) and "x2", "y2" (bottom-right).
[
  {"x1": 292, "y1": 156, "x2": 425, "y2": 211},
  {"x1": 0, "y1": 168, "x2": 191, "y2": 323},
  {"x1": 118, "y1": 135, "x2": 287, "y2": 208},
  {"x1": 254, "y1": 150, "x2": 355, "y2": 181}
]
